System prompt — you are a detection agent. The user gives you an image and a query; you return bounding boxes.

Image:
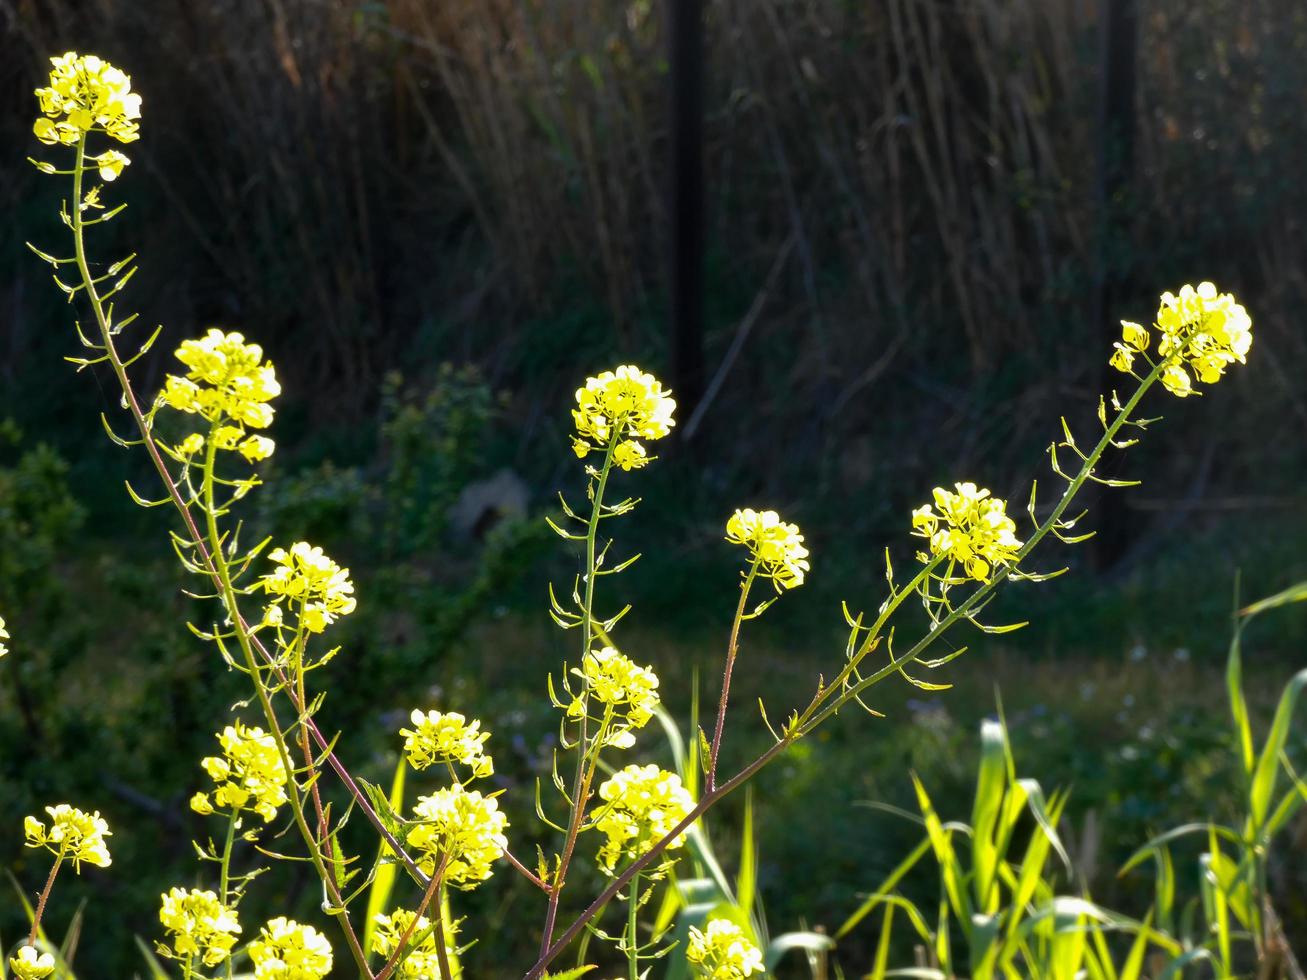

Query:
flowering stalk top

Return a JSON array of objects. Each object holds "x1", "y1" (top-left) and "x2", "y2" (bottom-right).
[
  {"x1": 592, "y1": 764, "x2": 694, "y2": 875},
  {"x1": 190, "y1": 722, "x2": 289, "y2": 822},
  {"x1": 370, "y1": 908, "x2": 457, "y2": 978},
  {"x1": 406, "y1": 785, "x2": 509, "y2": 888},
  {"x1": 259, "y1": 541, "x2": 357, "y2": 634},
  {"x1": 8, "y1": 946, "x2": 55, "y2": 980},
  {"x1": 571, "y1": 364, "x2": 676, "y2": 467},
  {"x1": 725, "y1": 508, "x2": 810, "y2": 589},
  {"x1": 566, "y1": 646, "x2": 661, "y2": 749},
  {"x1": 1110, "y1": 282, "x2": 1252, "y2": 397},
  {"x1": 911, "y1": 482, "x2": 1022, "y2": 582},
  {"x1": 156, "y1": 887, "x2": 242, "y2": 968},
  {"x1": 24, "y1": 804, "x2": 112, "y2": 871},
  {"x1": 248, "y1": 918, "x2": 334, "y2": 980},
  {"x1": 33, "y1": 52, "x2": 141, "y2": 148},
  {"x1": 686, "y1": 918, "x2": 765, "y2": 979},
  {"x1": 400, "y1": 708, "x2": 494, "y2": 780}
]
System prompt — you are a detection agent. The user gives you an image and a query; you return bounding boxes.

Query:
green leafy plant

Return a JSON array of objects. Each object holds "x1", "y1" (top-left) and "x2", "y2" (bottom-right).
[{"x1": 4, "y1": 47, "x2": 1267, "y2": 980}]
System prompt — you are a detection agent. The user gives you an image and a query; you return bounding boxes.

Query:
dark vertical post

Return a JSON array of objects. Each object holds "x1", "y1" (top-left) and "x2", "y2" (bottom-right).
[
  {"x1": 1092, "y1": 0, "x2": 1138, "y2": 569},
  {"x1": 669, "y1": 0, "x2": 705, "y2": 422}
]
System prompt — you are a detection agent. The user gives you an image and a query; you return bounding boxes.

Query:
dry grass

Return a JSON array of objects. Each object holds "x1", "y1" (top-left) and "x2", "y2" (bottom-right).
[{"x1": 2, "y1": 0, "x2": 1305, "y2": 475}]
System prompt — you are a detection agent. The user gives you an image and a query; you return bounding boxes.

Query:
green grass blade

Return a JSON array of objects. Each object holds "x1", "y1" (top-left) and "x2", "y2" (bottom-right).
[
  {"x1": 1249, "y1": 667, "x2": 1307, "y2": 832},
  {"x1": 970, "y1": 719, "x2": 1008, "y2": 916},
  {"x1": 1225, "y1": 620, "x2": 1255, "y2": 779},
  {"x1": 362, "y1": 755, "x2": 408, "y2": 958},
  {"x1": 836, "y1": 837, "x2": 931, "y2": 939}
]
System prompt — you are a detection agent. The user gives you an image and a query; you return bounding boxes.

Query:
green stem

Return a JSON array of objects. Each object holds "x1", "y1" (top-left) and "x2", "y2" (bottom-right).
[
  {"x1": 218, "y1": 807, "x2": 238, "y2": 906},
  {"x1": 798, "y1": 362, "x2": 1164, "y2": 736},
  {"x1": 65, "y1": 135, "x2": 433, "y2": 898},
  {"x1": 527, "y1": 363, "x2": 1166, "y2": 979},
  {"x1": 376, "y1": 851, "x2": 449, "y2": 980},
  {"x1": 707, "y1": 560, "x2": 760, "y2": 791},
  {"x1": 626, "y1": 871, "x2": 641, "y2": 980},
  {"x1": 200, "y1": 428, "x2": 373, "y2": 979},
  {"x1": 540, "y1": 437, "x2": 618, "y2": 953},
  {"x1": 27, "y1": 850, "x2": 64, "y2": 946}
]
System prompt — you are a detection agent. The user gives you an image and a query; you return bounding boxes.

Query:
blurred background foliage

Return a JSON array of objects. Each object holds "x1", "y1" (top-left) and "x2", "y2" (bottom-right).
[{"x1": 1, "y1": 0, "x2": 1306, "y2": 975}]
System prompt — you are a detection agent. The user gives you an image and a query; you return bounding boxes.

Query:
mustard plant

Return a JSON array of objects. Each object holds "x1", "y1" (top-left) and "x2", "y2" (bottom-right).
[{"x1": 11, "y1": 49, "x2": 1259, "y2": 980}]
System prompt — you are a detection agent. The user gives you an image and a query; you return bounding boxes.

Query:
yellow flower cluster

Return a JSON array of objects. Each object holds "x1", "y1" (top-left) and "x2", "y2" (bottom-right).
[
  {"x1": 571, "y1": 365, "x2": 676, "y2": 466},
  {"x1": 725, "y1": 508, "x2": 810, "y2": 589},
  {"x1": 912, "y1": 483, "x2": 1022, "y2": 582},
  {"x1": 1110, "y1": 282, "x2": 1252, "y2": 397},
  {"x1": 686, "y1": 918, "x2": 765, "y2": 979},
  {"x1": 592, "y1": 764, "x2": 694, "y2": 874},
  {"x1": 248, "y1": 918, "x2": 333, "y2": 980},
  {"x1": 259, "y1": 542, "x2": 357, "y2": 634},
  {"x1": 8, "y1": 947, "x2": 55, "y2": 980},
  {"x1": 24, "y1": 804, "x2": 112, "y2": 871},
  {"x1": 157, "y1": 887, "x2": 241, "y2": 968},
  {"x1": 370, "y1": 908, "x2": 457, "y2": 978},
  {"x1": 406, "y1": 786, "x2": 509, "y2": 888},
  {"x1": 0, "y1": 614, "x2": 7, "y2": 657},
  {"x1": 158, "y1": 330, "x2": 281, "y2": 462},
  {"x1": 400, "y1": 709, "x2": 494, "y2": 780},
  {"x1": 33, "y1": 52, "x2": 141, "y2": 148},
  {"x1": 190, "y1": 722, "x2": 289, "y2": 822},
  {"x1": 568, "y1": 646, "x2": 660, "y2": 749}
]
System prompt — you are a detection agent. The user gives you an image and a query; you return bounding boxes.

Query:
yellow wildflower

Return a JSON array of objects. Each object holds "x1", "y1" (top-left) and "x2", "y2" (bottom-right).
[
  {"x1": 24, "y1": 804, "x2": 112, "y2": 870},
  {"x1": 1120, "y1": 320, "x2": 1150, "y2": 351},
  {"x1": 1110, "y1": 283, "x2": 1252, "y2": 395},
  {"x1": 239, "y1": 434, "x2": 276, "y2": 462},
  {"x1": 592, "y1": 764, "x2": 693, "y2": 874},
  {"x1": 93, "y1": 148, "x2": 130, "y2": 181},
  {"x1": 370, "y1": 908, "x2": 458, "y2": 978},
  {"x1": 259, "y1": 542, "x2": 356, "y2": 634},
  {"x1": 1161, "y1": 362, "x2": 1194, "y2": 397},
  {"x1": 33, "y1": 52, "x2": 141, "y2": 147},
  {"x1": 686, "y1": 918, "x2": 765, "y2": 979},
  {"x1": 572, "y1": 365, "x2": 676, "y2": 457},
  {"x1": 8, "y1": 946, "x2": 55, "y2": 980},
  {"x1": 193, "y1": 722, "x2": 289, "y2": 822},
  {"x1": 248, "y1": 918, "x2": 333, "y2": 980},
  {"x1": 611, "y1": 439, "x2": 650, "y2": 470},
  {"x1": 158, "y1": 329, "x2": 281, "y2": 430},
  {"x1": 0, "y1": 615, "x2": 8, "y2": 658},
  {"x1": 1108, "y1": 343, "x2": 1135, "y2": 374},
  {"x1": 725, "y1": 508, "x2": 810, "y2": 589},
  {"x1": 400, "y1": 709, "x2": 494, "y2": 780},
  {"x1": 406, "y1": 786, "x2": 509, "y2": 888},
  {"x1": 157, "y1": 887, "x2": 241, "y2": 968},
  {"x1": 568, "y1": 646, "x2": 660, "y2": 748},
  {"x1": 912, "y1": 482, "x2": 1022, "y2": 582},
  {"x1": 176, "y1": 433, "x2": 205, "y2": 456}
]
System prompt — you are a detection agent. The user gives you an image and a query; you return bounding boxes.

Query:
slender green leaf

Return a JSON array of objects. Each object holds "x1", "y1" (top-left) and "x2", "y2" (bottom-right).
[{"x1": 362, "y1": 756, "x2": 407, "y2": 958}]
